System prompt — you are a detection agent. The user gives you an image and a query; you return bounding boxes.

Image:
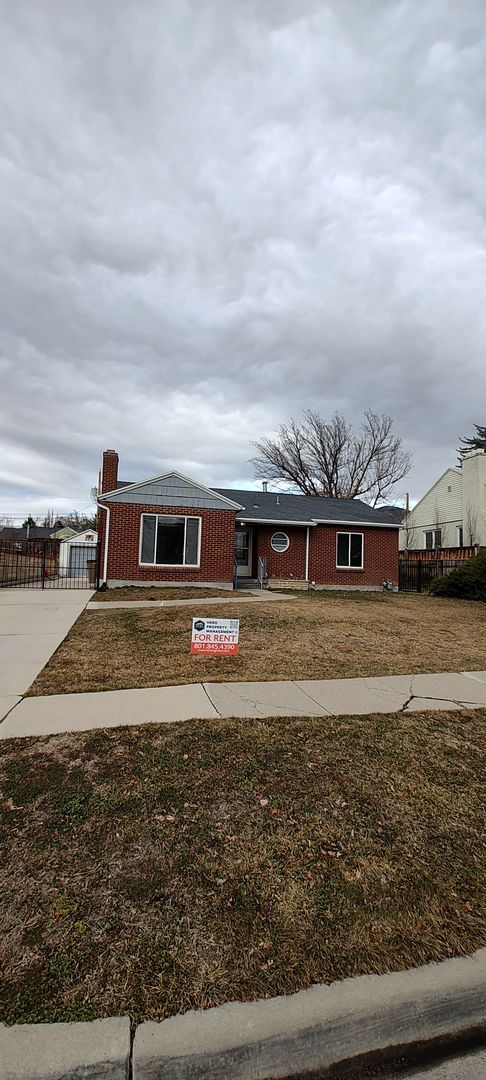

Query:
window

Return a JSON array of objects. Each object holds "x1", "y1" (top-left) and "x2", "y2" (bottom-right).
[
  {"x1": 425, "y1": 529, "x2": 442, "y2": 550},
  {"x1": 336, "y1": 532, "x2": 363, "y2": 569},
  {"x1": 140, "y1": 514, "x2": 200, "y2": 566},
  {"x1": 270, "y1": 531, "x2": 290, "y2": 552},
  {"x1": 457, "y1": 526, "x2": 464, "y2": 548}
]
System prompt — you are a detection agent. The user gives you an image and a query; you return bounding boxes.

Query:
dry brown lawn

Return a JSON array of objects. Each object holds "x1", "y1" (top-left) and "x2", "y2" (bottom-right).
[
  {"x1": 93, "y1": 586, "x2": 237, "y2": 602},
  {"x1": 0, "y1": 709, "x2": 484, "y2": 1025},
  {"x1": 29, "y1": 592, "x2": 486, "y2": 696}
]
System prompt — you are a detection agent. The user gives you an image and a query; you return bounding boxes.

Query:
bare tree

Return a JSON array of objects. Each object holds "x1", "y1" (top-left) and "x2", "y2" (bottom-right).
[
  {"x1": 401, "y1": 510, "x2": 417, "y2": 551},
  {"x1": 464, "y1": 502, "x2": 479, "y2": 546},
  {"x1": 252, "y1": 410, "x2": 411, "y2": 506},
  {"x1": 433, "y1": 503, "x2": 443, "y2": 548},
  {"x1": 42, "y1": 509, "x2": 66, "y2": 528},
  {"x1": 63, "y1": 509, "x2": 97, "y2": 531}
]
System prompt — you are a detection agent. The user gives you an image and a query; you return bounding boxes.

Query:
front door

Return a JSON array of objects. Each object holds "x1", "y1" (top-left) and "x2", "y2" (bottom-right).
[{"x1": 235, "y1": 529, "x2": 253, "y2": 577}]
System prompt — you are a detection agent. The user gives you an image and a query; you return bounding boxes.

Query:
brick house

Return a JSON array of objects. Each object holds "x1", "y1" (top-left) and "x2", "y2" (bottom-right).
[{"x1": 96, "y1": 449, "x2": 399, "y2": 590}]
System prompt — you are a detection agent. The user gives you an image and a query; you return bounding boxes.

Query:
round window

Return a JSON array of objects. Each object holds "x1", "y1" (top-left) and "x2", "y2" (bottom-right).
[{"x1": 270, "y1": 531, "x2": 290, "y2": 553}]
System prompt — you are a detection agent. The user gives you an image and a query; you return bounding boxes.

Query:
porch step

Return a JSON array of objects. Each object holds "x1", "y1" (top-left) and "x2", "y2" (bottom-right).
[{"x1": 235, "y1": 578, "x2": 266, "y2": 590}]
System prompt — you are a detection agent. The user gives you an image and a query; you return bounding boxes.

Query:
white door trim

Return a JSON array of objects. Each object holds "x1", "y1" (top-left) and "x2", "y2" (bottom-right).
[{"x1": 235, "y1": 528, "x2": 253, "y2": 577}]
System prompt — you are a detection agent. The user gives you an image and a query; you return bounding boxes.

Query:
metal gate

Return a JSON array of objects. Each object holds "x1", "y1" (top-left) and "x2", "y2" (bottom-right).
[
  {"x1": 0, "y1": 538, "x2": 100, "y2": 589},
  {"x1": 399, "y1": 558, "x2": 464, "y2": 593}
]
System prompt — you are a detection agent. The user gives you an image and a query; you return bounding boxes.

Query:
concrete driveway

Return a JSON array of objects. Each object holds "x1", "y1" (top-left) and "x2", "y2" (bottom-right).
[{"x1": 0, "y1": 589, "x2": 93, "y2": 721}]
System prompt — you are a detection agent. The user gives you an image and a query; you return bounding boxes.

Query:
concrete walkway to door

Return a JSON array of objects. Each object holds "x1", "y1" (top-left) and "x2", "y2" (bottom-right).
[{"x1": 0, "y1": 589, "x2": 94, "y2": 721}]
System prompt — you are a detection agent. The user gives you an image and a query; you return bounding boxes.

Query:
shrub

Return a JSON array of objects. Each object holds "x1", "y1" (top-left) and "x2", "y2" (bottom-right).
[{"x1": 430, "y1": 550, "x2": 486, "y2": 601}]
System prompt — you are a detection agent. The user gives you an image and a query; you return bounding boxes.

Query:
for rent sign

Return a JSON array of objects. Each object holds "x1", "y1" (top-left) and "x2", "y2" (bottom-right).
[{"x1": 191, "y1": 617, "x2": 239, "y2": 655}]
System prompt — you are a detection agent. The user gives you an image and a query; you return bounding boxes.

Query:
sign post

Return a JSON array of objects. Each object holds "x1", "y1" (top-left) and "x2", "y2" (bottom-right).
[{"x1": 191, "y1": 617, "x2": 239, "y2": 655}]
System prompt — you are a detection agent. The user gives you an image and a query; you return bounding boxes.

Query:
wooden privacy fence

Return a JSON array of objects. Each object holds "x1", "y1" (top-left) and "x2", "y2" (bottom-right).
[{"x1": 399, "y1": 546, "x2": 477, "y2": 563}]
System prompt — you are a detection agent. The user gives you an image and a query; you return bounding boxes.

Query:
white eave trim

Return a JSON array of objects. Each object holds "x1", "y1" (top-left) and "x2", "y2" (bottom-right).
[
  {"x1": 312, "y1": 518, "x2": 400, "y2": 529},
  {"x1": 236, "y1": 517, "x2": 317, "y2": 526},
  {"x1": 98, "y1": 470, "x2": 244, "y2": 510},
  {"x1": 236, "y1": 516, "x2": 399, "y2": 528}
]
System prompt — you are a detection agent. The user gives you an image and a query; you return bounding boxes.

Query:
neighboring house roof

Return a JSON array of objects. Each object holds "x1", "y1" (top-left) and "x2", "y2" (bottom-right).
[
  {"x1": 50, "y1": 526, "x2": 78, "y2": 539},
  {"x1": 406, "y1": 468, "x2": 461, "y2": 514},
  {"x1": 214, "y1": 488, "x2": 400, "y2": 527},
  {"x1": 0, "y1": 525, "x2": 53, "y2": 540},
  {"x1": 379, "y1": 505, "x2": 406, "y2": 524},
  {"x1": 60, "y1": 529, "x2": 98, "y2": 543}
]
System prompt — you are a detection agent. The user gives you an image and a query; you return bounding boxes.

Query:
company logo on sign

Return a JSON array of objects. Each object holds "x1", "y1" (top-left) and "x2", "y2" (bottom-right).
[{"x1": 191, "y1": 617, "x2": 239, "y2": 655}]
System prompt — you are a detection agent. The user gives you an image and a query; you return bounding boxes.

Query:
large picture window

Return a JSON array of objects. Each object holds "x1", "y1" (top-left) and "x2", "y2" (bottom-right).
[
  {"x1": 336, "y1": 532, "x2": 363, "y2": 569},
  {"x1": 140, "y1": 514, "x2": 201, "y2": 567}
]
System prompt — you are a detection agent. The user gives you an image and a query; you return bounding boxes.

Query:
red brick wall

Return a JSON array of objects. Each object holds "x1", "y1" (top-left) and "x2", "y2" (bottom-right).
[
  {"x1": 254, "y1": 526, "x2": 307, "y2": 580},
  {"x1": 309, "y1": 525, "x2": 398, "y2": 587},
  {"x1": 99, "y1": 502, "x2": 236, "y2": 584},
  {"x1": 253, "y1": 523, "x2": 398, "y2": 587},
  {"x1": 97, "y1": 506, "x2": 398, "y2": 588}
]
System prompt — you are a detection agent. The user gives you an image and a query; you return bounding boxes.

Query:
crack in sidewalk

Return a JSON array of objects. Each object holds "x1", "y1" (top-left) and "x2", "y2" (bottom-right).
[
  {"x1": 203, "y1": 680, "x2": 310, "y2": 716},
  {"x1": 0, "y1": 698, "x2": 22, "y2": 728},
  {"x1": 201, "y1": 683, "x2": 222, "y2": 718},
  {"x1": 292, "y1": 682, "x2": 332, "y2": 714}
]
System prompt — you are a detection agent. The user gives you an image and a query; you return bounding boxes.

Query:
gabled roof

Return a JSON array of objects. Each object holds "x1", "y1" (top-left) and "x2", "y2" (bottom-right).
[
  {"x1": 102, "y1": 469, "x2": 398, "y2": 527},
  {"x1": 60, "y1": 528, "x2": 98, "y2": 542},
  {"x1": 409, "y1": 467, "x2": 462, "y2": 515},
  {"x1": 100, "y1": 470, "x2": 244, "y2": 510},
  {"x1": 214, "y1": 489, "x2": 400, "y2": 527}
]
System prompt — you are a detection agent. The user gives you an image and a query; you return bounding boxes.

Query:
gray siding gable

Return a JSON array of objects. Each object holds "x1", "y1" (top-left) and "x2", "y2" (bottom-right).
[{"x1": 103, "y1": 473, "x2": 242, "y2": 512}]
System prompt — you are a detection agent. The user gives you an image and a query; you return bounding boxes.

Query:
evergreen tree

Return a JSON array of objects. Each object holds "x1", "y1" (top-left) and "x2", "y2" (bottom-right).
[{"x1": 458, "y1": 424, "x2": 486, "y2": 457}]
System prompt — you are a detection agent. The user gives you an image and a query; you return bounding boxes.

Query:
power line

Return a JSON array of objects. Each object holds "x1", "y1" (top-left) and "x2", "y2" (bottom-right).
[{"x1": 0, "y1": 503, "x2": 96, "y2": 517}]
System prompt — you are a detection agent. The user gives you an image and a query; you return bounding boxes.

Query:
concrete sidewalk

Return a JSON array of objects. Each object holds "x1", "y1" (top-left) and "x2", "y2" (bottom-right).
[
  {"x1": 1, "y1": 669, "x2": 485, "y2": 740},
  {"x1": 0, "y1": 589, "x2": 93, "y2": 722}
]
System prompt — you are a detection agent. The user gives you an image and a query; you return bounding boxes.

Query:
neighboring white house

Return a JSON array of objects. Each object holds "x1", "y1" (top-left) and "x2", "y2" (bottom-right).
[
  {"x1": 399, "y1": 450, "x2": 486, "y2": 551},
  {"x1": 59, "y1": 529, "x2": 98, "y2": 578}
]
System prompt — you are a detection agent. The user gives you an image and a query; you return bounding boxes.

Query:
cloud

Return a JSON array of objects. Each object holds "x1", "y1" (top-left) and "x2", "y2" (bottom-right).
[{"x1": 1, "y1": 0, "x2": 486, "y2": 518}]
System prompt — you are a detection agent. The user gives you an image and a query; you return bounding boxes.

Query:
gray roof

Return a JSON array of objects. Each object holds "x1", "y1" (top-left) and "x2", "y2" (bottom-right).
[
  {"x1": 0, "y1": 525, "x2": 53, "y2": 540},
  {"x1": 379, "y1": 504, "x2": 406, "y2": 523},
  {"x1": 214, "y1": 488, "x2": 399, "y2": 527},
  {"x1": 112, "y1": 475, "x2": 398, "y2": 527}
]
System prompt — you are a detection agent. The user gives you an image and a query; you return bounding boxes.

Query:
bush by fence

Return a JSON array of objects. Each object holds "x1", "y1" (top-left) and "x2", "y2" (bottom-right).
[{"x1": 430, "y1": 550, "x2": 486, "y2": 601}]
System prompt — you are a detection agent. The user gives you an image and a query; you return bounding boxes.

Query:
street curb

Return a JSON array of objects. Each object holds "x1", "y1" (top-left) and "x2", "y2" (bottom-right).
[
  {"x1": 1, "y1": 952, "x2": 485, "y2": 1079},
  {"x1": 132, "y1": 949, "x2": 486, "y2": 1079},
  {"x1": 0, "y1": 1015, "x2": 131, "y2": 1079}
]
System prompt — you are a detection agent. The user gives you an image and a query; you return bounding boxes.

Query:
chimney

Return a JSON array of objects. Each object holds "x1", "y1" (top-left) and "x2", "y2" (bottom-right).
[
  {"x1": 262, "y1": 481, "x2": 268, "y2": 493},
  {"x1": 101, "y1": 449, "x2": 119, "y2": 495},
  {"x1": 461, "y1": 450, "x2": 486, "y2": 546}
]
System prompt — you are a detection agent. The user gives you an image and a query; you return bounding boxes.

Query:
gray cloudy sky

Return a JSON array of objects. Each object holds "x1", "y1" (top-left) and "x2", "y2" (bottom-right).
[{"x1": 1, "y1": 0, "x2": 486, "y2": 519}]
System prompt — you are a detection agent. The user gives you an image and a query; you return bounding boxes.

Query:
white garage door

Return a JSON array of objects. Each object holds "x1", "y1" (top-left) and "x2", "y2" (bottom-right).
[{"x1": 69, "y1": 545, "x2": 93, "y2": 577}]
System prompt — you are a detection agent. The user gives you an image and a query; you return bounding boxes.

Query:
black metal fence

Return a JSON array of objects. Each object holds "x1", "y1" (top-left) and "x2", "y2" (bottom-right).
[
  {"x1": 0, "y1": 538, "x2": 100, "y2": 589},
  {"x1": 399, "y1": 558, "x2": 464, "y2": 594}
]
